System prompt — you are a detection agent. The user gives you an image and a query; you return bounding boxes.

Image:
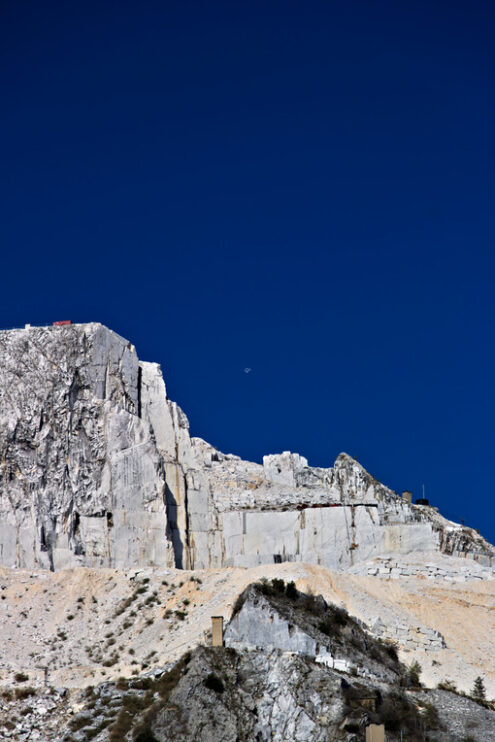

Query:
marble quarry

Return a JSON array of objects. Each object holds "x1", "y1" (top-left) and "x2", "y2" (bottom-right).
[{"x1": 1, "y1": 322, "x2": 493, "y2": 572}]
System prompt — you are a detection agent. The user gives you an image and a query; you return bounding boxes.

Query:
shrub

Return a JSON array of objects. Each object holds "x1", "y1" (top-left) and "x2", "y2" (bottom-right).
[
  {"x1": 102, "y1": 653, "x2": 119, "y2": 667},
  {"x1": 318, "y1": 605, "x2": 348, "y2": 636},
  {"x1": 471, "y1": 676, "x2": 486, "y2": 702},
  {"x1": 14, "y1": 672, "x2": 29, "y2": 683},
  {"x1": 418, "y1": 700, "x2": 440, "y2": 729},
  {"x1": 134, "y1": 729, "x2": 159, "y2": 742},
  {"x1": 331, "y1": 606, "x2": 348, "y2": 626},
  {"x1": 438, "y1": 679, "x2": 457, "y2": 693},
  {"x1": 379, "y1": 692, "x2": 416, "y2": 733},
  {"x1": 385, "y1": 642, "x2": 398, "y2": 661},
  {"x1": 232, "y1": 593, "x2": 246, "y2": 616},
  {"x1": 69, "y1": 714, "x2": 92, "y2": 732},
  {"x1": 14, "y1": 686, "x2": 36, "y2": 700},
  {"x1": 344, "y1": 722, "x2": 360, "y2": 732},
  {"x1": 285, "y1": 581, "x2": 298, "y2": 600},
  {"x1": 318, "y1": 619, "x2": 334, "y2": 637},
  {"x1": 271, "y1": 578, "x2": 285, "y2": 594},
  {"x1": 130, "y1": 678, "x2": 152, "y2": 690},
  {"x1": 408, "y1": 660, "x2": 422, "y2": 687},
  {"x1": 203, "y1": 673, "x2": 224, "y2": 693}
]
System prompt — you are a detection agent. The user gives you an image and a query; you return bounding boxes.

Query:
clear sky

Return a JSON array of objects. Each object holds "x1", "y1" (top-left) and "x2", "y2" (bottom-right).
[{"x1": 1, "y1": 1, "x2": 494, "y2": 544}]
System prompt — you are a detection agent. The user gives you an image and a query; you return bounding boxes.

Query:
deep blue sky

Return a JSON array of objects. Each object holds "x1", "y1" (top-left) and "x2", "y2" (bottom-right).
[{"x1": 1, "y1": 1, "x2": 494, "y2": 543}]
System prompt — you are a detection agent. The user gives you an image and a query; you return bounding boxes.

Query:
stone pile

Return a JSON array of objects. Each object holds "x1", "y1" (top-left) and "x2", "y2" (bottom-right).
[
  {"x1": 349, "y1": 554, "x2": 495, "y2": 582},
  {"x1": 370, "y1": 617, "x2": 446, "y2": 651},
  {"x1": 0, "y1": 687, "x2": 67, "y2": 741}
]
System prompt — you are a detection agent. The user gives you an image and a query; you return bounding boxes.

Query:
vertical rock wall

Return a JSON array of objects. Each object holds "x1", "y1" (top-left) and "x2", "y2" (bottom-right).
[
  {"x1": 0, "y1": 324, "x2": 173, "y2": 569},
  {"x1": 1, "y1": 322, "x2": 493, "y2": 572}
]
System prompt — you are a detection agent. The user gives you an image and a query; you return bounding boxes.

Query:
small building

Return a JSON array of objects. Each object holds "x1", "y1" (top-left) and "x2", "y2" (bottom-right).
[
  {"x1": 402, "y1": 491, "x2": 412, "y2": 504},
  {"x1": 366, "y1": 723, "x2": 385, "y2": 742},
  {"x1": 211, "y1": 616, "x2": 224, "y2": 647}
]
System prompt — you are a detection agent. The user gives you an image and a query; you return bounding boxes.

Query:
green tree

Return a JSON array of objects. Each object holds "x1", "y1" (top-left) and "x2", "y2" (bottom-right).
[
  {"x1": 472, "y1": 676, "x2": 486, "y2": 701},
  {"x1": 408, "y1": 660, "x2": 422, "y2": 687}
]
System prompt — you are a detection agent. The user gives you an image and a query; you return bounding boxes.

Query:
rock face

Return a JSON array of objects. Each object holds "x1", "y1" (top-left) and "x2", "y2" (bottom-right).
[
  {"x1": 224, "y1": 583, "x2": 397, "y2": 682},
  {"x1": 0, "y1": 324, "x2": 172, "y2": 570},
  {"x1": 1, "y1": 322, "x2": 494, "y2": 572}
]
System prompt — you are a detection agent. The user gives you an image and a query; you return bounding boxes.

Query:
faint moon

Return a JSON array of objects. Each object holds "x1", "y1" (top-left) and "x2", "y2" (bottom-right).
[{"x1": 244, "y1": 368, "x2": 251, "y2": 374}]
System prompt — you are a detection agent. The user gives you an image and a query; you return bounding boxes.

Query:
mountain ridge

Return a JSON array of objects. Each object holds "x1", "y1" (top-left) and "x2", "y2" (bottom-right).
[{"x1": 1, "y1": 322, "x2": 493, "y2": 575}]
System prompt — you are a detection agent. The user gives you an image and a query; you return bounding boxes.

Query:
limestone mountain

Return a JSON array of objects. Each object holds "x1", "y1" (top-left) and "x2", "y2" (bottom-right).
[{"x1": 0, "y1": 322, "x2": 493, "y2": 574}]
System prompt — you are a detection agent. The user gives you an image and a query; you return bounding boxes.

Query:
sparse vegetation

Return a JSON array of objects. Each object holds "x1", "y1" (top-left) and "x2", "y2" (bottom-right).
[
  {"x1": 14, "y1": 686, "x2": 36, "y2": 700},
  {"x1": 318, "y1": 605, "x2": 349, "y2": 636},
  {"x1": 107, "y1": 652, "x2": 192, "y2": 742},
  {"x1": 102, "y1": 652, "x2": 119, "y2": 667},
  {"x1": 408, "y1": 660, "x2": 422, "y2": 687},
  {"x1": 438, "y1": 679, "x2": 458, "y2": 692}
]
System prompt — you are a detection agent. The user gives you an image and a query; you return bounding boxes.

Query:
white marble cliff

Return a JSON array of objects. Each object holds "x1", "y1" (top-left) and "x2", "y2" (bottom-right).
[{"x1": 0, "y1": 322, "x2": 493, "y2": 571}]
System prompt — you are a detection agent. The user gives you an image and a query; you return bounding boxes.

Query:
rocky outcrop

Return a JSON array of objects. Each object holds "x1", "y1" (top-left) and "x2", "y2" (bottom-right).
[
  {"x1": 1, "y1": 322, "x2": 494, "y2": 572},
  {"x1": 0, "y1": 324, "x2": 173, "y2": 570},
  {"x1": 224, "y1": 582, "x2": 398, "y2": 682}
]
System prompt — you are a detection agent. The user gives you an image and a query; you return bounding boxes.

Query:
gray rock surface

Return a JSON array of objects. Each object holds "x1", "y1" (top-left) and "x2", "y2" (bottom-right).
[
  {"x1": 0, "y1": 323, "x2": 172, "y2": 570},
  {"x1": 57, "y1": 640, "x2": 495, "y2": 742},
  {"x1": 1, "y1": 322, "x2": 494, "y2": 573},
  {"x1": 224, "y1": 583, "x2": 397, "y2": 682}
]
